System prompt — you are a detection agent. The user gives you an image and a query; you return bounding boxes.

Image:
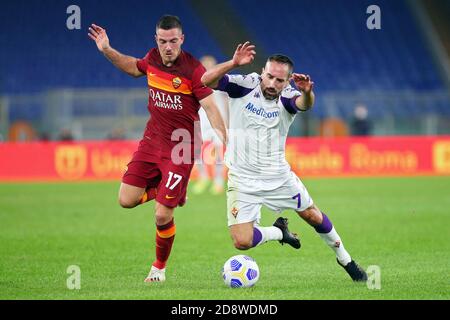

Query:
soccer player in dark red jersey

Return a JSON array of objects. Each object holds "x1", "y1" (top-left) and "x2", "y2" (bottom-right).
[{"x1": 89, "y1": 15, "x2": 227, "y2": 282}]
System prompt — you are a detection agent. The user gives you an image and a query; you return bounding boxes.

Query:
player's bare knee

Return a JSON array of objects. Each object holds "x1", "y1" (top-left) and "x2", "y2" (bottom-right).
[
  {"x1": 154, "y1": 212, "x2": 168, "y2": 225},
  {"x1": 118, "y1": 195, "x2": 138, "y2": 208},
  {"x1": 299, "y1": 206, "x2": 323, "y2": 225},
  {"x1": 154, "y1": 205, "x2": 174, "y2": 225},
  {"x1": 232, "y1": 236, "x2": 252, "y2": 250},
  {"x1": 233, "y1": 241, "x2": 251, "y2": 250}
]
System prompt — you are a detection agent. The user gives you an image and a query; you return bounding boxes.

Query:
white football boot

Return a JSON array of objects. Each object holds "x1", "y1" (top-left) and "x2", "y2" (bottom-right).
[{"x1": 144, "y1": 266, "x2": 166, "y2": 283}]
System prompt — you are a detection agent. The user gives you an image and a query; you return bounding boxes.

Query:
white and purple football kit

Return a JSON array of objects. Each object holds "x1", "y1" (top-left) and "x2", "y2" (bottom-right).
[
  {"x1": 216, "y1": 73, "x2": 313, "y2": 226},
  {"x1": 198, "y1": 90, "x2": 229, "y2": 143}
]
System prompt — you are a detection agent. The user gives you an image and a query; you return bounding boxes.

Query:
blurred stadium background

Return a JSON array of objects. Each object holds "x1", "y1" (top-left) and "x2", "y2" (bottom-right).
[{"x1": 0, "y1": 0, "x2": 449, "y2": 142}]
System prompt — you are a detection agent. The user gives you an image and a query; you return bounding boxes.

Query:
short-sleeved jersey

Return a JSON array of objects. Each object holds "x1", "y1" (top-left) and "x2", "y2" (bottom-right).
[
  {"x1": 216, "y1": 73, "x2": 301, "y2": 180},
  {"x1": 134, "y1": 48, "x2": 213, "y2": 162}
]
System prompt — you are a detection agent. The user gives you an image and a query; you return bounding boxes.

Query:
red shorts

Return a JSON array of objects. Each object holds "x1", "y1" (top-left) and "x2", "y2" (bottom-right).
[{"x1": 122, "y1": 157, "x2": 194, "y2": 208}]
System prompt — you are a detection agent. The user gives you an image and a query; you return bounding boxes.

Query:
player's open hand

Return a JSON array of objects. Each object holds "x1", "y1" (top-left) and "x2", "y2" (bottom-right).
[
  {"x1": 292, "y1": 73, "x2": 314, "y2": 93},
  {"x1": 88, "y1": 24, "x2": 110, "y2": 52},
  {"x1": 232, "y1": 41, "x2": 256, "y2": 67}
]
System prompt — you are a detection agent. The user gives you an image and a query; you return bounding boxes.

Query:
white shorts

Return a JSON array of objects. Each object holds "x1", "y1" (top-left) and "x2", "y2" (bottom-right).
[{"x1": 227, "y1": 171, "x2": 314, "y2": 226}]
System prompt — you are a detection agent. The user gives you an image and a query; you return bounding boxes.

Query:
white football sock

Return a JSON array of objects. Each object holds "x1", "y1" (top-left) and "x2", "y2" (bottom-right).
[{"x1": 319, "y1": 227, "x2": 352, "y2": 265}]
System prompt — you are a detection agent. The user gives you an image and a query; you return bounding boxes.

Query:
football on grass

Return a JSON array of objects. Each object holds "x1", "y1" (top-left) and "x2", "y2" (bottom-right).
[{"x1": 222, "y1": 255, "x2": 260, "y2": 288}]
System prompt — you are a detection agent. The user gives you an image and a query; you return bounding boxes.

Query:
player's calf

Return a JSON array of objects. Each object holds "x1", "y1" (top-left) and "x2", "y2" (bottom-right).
[
  {"x1": 232, "y1": 236, "x2": 253, "y2": 250},
  {"x1": 297, "y1": 205, "x2": 323, "y2": 225},
  {"x1": 229, "y1": 223, "x2": 254, "y2": 250},
  {"x1": 297, "y1": 205, "x2": 368, "y2": 281}
]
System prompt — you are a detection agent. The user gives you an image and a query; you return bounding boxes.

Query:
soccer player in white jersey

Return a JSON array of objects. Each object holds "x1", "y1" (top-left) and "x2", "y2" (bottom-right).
[
  {"x1": 201, "y1": 42, "x2": 367, "y2": 281},
  {"x1": 193, "y1": 55, "x2": 229, "y2": 195}
]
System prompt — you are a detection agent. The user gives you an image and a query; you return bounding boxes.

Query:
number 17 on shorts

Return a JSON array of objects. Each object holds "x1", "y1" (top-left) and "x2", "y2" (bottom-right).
[
  {"x1": 166, "y1": 171, "x2": 182, "y2": 190},
  {"x1": 156, "y1": 164, "x2": 192, "y2": 208}
]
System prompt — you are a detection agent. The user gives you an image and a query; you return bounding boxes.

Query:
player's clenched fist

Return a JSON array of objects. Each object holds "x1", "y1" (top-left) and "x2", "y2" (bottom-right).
[
  {"x1": 88, "y1": 23, "x2": 110, "y2": 52},
  {"x1": 292, "y1": 73, "x2": 314, "y2": 93}
]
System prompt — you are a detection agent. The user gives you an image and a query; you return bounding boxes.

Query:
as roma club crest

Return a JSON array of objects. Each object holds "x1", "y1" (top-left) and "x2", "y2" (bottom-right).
[{"x1": 172, "y1": 77, "x2": 182, "y2": 89}]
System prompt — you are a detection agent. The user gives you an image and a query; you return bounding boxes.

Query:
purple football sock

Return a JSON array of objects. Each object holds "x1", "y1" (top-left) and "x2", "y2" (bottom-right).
[
  {"x1": 252, "y1": 227, "x2": 263, "y2": 247},
  {"x1": 314, "y1": 212, "x2": 333, "y2": 234}
]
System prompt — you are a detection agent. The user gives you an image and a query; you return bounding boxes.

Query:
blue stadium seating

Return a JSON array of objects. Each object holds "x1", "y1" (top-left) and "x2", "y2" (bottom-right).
[
  {"x1": 227, "y1": 0, "x2": 444, "y2": 92},
  {"x1": 226, "y1": 0, "x2": 447, "y2": 119},
  {"x1": 1, "y1": 0, "x2": 447, "y2": 123},
  {"x1": 0, "y1": 0, "x2": 225, "y2": 93}
]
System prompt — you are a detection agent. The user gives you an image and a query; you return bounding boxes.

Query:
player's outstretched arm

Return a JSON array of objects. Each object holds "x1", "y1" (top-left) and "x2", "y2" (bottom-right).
[
  {"x1": 292, "y1": 73, "x2": 315, "y2": 111},
  {"x1": 200, "y1": 95, "x2": 228, "y2": 145},
  {"x1": 201, "y1": 41, "x2": 256, "y2": 88},
  {"x1": 88, "y1": 23, "x2": 144, "y2": 78}
]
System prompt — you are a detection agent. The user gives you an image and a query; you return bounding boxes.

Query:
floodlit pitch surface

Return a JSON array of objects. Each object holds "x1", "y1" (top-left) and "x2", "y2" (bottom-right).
[{"x1": 0, "y1": 176, "x2": 449, "y2": 299}]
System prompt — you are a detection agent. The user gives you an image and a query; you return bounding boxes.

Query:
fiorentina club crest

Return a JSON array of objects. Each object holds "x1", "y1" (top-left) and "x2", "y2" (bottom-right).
[
  {"x1": 172, "y1": 77, "x2": 182, "y2": 89},
  {"x1": 231, "y1": 207, "x2": 239, "y2": 218}
]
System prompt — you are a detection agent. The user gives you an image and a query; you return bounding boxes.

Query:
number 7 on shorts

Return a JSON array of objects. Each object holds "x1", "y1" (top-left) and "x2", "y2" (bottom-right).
[{"x1": 292, "y1": 193, "x2": 301, "y2": 209}]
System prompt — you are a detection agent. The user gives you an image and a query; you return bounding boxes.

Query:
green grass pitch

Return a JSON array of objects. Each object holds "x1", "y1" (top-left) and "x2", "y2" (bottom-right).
[{"x1": 0, "y1": 176, "x2": 449, "y2": 300}]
